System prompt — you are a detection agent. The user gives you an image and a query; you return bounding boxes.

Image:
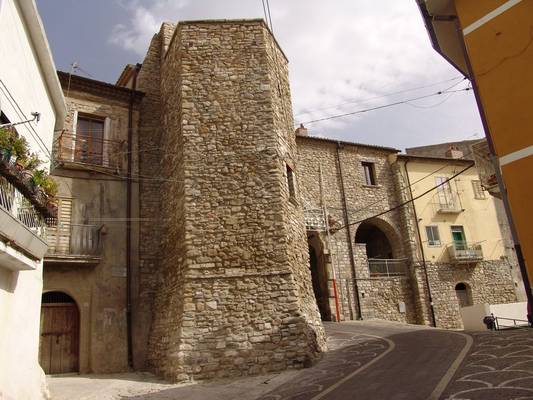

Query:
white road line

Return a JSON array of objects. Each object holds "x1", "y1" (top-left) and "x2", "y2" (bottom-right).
[
  {"x1": 310, "y1": 332, "x2": 395, "y2": 400},
  {"x1": 463, "y1": 0, "x2": 523, "y2": 35},
  {"x1": 428, "y1": 332, "x2": 474, "y2": 400}
]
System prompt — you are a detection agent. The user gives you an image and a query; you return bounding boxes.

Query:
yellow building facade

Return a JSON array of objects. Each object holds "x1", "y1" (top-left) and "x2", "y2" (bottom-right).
[{"x1": 416, "y1": 0, "x2": 533, "y2": 298}]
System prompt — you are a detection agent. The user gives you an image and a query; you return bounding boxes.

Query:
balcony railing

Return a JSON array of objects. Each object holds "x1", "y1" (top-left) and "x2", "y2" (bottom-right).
[
  {"x1": 53, "y1": 131, "x2": 124, "y2": 171},
  {"x1": 471, "y1": 140, "x2": 500, "y2": 198},
  {"x1": 448, "y1": 241, "x2": 483, "y2": 263},
  {"x1": 45, "y1": 223, "x2": 102, "y2": 258},
  {"x1": 0, "y1": 175, "x2": 46, "y2": 238},
  {"x1": 368, "y1": 258, "x2": 407, "y2": 277}
]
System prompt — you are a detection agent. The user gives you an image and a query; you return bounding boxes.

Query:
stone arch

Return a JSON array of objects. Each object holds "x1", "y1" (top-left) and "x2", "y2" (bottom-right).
[
  {"x1": 40, "y1": 290, "x2": 80, "y2": 374},
  {"x1": 455, "y1": 282, "x2": 473, "y2": 308},
  {"x1": 355, "y1": 217, "x2": 403, "y2": 259}
]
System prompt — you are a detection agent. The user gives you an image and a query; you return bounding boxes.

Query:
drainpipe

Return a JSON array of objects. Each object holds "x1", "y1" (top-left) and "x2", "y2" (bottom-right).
[
  {"x1": 450, "y1": 17, "x2": 533, "y2": 308},
  {"x1": 336, "y1": 142, "x2": 363, "y2": 319},
  {"x1": 126, "y1": 63, "x2": 141, "y2": 369},
  {"x1": 404, "y1": 159, "x2": 436, "y2": 327}
]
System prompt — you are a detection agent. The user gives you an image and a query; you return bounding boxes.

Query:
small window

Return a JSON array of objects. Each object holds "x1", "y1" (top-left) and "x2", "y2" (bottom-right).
[
  {"x1": 286, "y1": 164, "x2": 295, "y2": 198},
  {"x1": 362, "y1": 162, "x2": 376, "y2": 186},
  {"x1": 471, "y1": 180, "x2": 485, "y2": 199},
  {"x1": 425, "y1": 226, "x2": 441, "y2": 246}
]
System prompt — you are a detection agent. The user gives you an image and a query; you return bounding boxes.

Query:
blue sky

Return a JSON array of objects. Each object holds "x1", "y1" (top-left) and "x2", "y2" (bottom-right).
[{"x1": 36, "y1": 0, "x2": 485, "y2": 151}]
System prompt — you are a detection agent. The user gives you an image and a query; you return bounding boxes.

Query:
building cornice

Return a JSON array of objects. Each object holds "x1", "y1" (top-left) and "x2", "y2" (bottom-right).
[{"x1": 57, "y1": 71, "x2": 144, "y2": 104}]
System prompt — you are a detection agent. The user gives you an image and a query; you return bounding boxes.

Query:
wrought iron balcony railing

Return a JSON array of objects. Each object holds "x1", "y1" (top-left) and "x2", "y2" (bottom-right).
[
  {"x1": 53, "y1": 131, "x2": 124, "y2": 171},
  {"x1": 45, "y1": 222, "x2": 102, "y2": 258},
  {"x1": 368, "y1": 258, "x2": 407, "y2": 277},
  {"x1": 448, "y1": 241, "x2": 483, "y2": 263},
  {"x1": 0, "y1": 175, "x2": 46, "y2": 238}
]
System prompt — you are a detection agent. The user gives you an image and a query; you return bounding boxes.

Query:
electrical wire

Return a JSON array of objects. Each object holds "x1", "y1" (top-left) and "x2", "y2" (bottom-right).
[
  {"x1": 299, "y1": 87, "x2": 472, "y2": 125},
  {"x1": 294, "y1": 76, "x2": 464, "y2": 117},
  {"x1": 335, "y1": 163, "x2": 474, "y2": 232}
]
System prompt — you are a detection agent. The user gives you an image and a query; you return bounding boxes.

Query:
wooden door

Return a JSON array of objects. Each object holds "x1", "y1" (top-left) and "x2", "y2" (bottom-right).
[{"x1": 39, "y1": 302, "x2": 79, "y2": 374}]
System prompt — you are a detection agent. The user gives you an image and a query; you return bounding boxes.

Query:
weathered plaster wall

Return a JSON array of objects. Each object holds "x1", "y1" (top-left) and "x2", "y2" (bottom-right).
[{"x1": 44, "y1": 88, "x2": 140, "y2": 373}]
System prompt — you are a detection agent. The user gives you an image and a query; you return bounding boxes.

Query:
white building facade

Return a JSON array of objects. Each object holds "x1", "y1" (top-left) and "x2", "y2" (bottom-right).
[{"x1": 0, "y1": 0, "x2": 65, "y2": 399}]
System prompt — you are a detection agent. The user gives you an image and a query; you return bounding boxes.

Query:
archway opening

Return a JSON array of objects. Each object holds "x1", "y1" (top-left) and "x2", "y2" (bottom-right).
[
  {"x1": 40, "y1": 291, "x2": 80, "y2": 374},
  {"x1": 455, "y1": 282, "x2": 472, "y2": 308},
  {"x1": 308, "y1": 234, "x2": 332, "y2": 321},
  {"x1": 355, "y1": 221, "x2": 393, "y2": 259}
]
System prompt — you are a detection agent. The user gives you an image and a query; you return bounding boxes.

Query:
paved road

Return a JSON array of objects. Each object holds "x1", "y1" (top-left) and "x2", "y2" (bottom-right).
[
  {"x1": 259, "y1": 320, "x2": 469, "y2": 400},
  {"x1": 441, "y1": 328, "x2": 533, "y2": 399}
]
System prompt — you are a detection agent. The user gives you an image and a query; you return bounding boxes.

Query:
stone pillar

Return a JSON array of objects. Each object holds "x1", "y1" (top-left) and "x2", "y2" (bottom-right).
[{"x1": 145, "y1": 19, "x2": 325, "y2": 382}]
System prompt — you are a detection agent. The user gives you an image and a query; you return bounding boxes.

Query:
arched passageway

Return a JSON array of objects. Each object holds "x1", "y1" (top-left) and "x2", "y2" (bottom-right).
[
  {"x1": 355, "y1": 221, "x2": 394, "y2": 259},
  {"x1": 308, "y1": 234, "x2": 332, "y2": 321},
  {"x1": 39, "y1": 291, "x2": 80, "y2": 374}
]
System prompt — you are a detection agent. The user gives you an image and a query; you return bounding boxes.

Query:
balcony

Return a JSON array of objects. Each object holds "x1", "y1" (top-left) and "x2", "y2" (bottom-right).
[
  {"x1": 0, "y1": 176, "x2": 48, "y2": 270},
  {"x1": 45, "y1": 223, "x2": 102, "y2": 265},
  {"x1": 471, "y1": 140, "x2": 501, "y2": 198},
  {"x1": 435, "y1": 198, "x2": 463, "y2": 214},
  {"x1": 53, "y1": 131, "x2": 124, "y2": 172},
  {"x1": 448, "y1": 241, "x2": 483, "y2": 264},
  {"x1": 368, "y1": 258, "x2": 407, "y2": 277}
]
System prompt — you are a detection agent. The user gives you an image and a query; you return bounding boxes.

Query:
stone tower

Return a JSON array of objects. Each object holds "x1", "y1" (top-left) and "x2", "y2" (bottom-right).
[{"x1": 135, "y1": 19, "x2": 326, "y2": 381}]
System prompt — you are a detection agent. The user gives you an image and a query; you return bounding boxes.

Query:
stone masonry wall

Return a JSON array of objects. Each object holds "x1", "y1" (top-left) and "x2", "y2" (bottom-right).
[
  {"x1": 296, "y1": 137, "x2": 416, "y2": 323},
  {"x1": 134, "y1": 22, "x2": 177, "y2": 370},
  {"x1": 427, "y1": 260, "x2": 517, "y2": 329},
  {"x1": 144, "y1": 20, "x2": 325, "y2": 382}
]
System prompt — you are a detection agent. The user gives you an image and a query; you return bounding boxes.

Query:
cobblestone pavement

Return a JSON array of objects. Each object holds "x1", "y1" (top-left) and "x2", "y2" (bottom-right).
[{"x1": 441, "y1": 328, "x2": 533, "y2": 400}]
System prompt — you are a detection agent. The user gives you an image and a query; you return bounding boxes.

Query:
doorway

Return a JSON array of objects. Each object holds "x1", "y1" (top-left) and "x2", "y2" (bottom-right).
[
  {"x1": 39, "y1": 291, "x2": 80, "y2": 374},
  {"x1": 308, "y1": 234, "x2": 331, "y2": 321}
]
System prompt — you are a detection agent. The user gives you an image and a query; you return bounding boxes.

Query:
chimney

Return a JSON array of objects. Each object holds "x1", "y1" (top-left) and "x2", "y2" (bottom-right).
[
  {"x1": 295, "y1": 123, "x2": 308, "y2": 137},
  {"x1": 445, "y1": 145, "x2": 464, "y2": 159}
]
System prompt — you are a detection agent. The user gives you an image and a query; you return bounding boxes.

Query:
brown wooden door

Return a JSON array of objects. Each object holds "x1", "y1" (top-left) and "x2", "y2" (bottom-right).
[{"x1": 39, "y1": 302, "x2": 79, "y2": 374}]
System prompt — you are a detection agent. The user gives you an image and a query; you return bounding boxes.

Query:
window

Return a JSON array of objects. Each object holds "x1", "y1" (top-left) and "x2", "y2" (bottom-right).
[
  {"x1": 286, "y1": 164, "x2": 295, "y2": 199},
  {"x1": 451, "y1": 225, "x2": 467, "y2": 250},
  {"x1": 362, "y1": 162, "x2": 377, "y2": 186},
  {"x1": 425, "y1": 226, "x2": 441, "y2": 246},
  {"x1": 435, "y1": 176, "x2": 455, "y2": 206},
  {"x1": 471, "y1": 180, "x2": 486, "y2": 199},
  {"x1": 75, "y1": 114, "x2": 105, "y2": 165}
]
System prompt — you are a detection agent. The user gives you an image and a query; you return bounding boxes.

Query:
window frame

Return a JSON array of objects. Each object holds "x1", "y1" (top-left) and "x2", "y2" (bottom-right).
[
  {"x1": 362, "y1": 161, "x2": 377, "y2": 186},
  {"x1": 425, "y1": 225, "x2": 441, "y2": 247},
  {"x1": 471, "y1": 180, "x2": 486, "y2": 199}
]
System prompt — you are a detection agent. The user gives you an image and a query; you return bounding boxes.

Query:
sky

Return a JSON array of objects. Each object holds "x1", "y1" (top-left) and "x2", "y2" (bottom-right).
[{"x1": 36, "y1": 0, "x2": 485, "y2": 151}]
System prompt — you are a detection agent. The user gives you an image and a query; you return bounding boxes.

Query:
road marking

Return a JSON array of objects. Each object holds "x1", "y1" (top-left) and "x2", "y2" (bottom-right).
[
  {"x1": 463, "y1": 0, "x2": 523, "y2": 36},
  {"x1": 500, "y1": 145, "x2": 533, "y2": 167},
  {"x1": 309, "y1": 332, "x2": 395, "y2": 400},
  {"x1": 428, "y1": 332, "x2": 473, "y2": 400}
]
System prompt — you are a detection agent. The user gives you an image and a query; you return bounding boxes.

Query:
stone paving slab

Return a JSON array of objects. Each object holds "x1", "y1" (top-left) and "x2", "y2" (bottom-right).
[{"x1": 441, "y1": 328, "x2": 533, "y2": 400}]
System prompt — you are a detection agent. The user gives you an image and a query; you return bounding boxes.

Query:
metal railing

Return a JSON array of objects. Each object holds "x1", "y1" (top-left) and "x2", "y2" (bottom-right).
[
  {"x1": 53, "y1": 131, "x2": 124, "y2": 170},
  {"x1": 471, "y1": 140, "x2": 500, "y2": 196},
  {"x1": 434, "y1": 192, "x2": 462, "y2": 213},
  {"x1": 448, "y1": 241, "x2": 483, "y2": 263},
  {"x1": 494, "y1": 316, "x2": 531, "y2": 330},
  {"x1": 45, "y1": 222, "x2": 102, "y2": 257},
  {"x1": 368, "y1": 258, "x2": 407, "y2": 277},
  {"x1": 0, "y1": 176, "x2": 46, "y2": 238}
]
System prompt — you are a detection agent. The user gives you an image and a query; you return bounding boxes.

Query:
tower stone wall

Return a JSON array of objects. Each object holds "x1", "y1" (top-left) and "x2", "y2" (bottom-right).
[{"x1": 139, "y1": 19, "x2": 325, "y2": 382}]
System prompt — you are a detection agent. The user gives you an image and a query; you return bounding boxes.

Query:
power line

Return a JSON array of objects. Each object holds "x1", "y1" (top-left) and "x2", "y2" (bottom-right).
[
  {"x1": 299, "y1": 87, "x2": 472, "y2": 125},
  {"x1": 336, "y1": 163, "x2": 474, "y2": 232},
  {"x1": 294, "y1": 76, "x2": 464, "y2": 117}
]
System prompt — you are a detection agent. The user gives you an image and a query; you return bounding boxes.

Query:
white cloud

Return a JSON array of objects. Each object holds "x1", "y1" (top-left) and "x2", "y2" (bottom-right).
[{"x1": 108, "y1": 0, "x2": 483, "y2": 150}]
